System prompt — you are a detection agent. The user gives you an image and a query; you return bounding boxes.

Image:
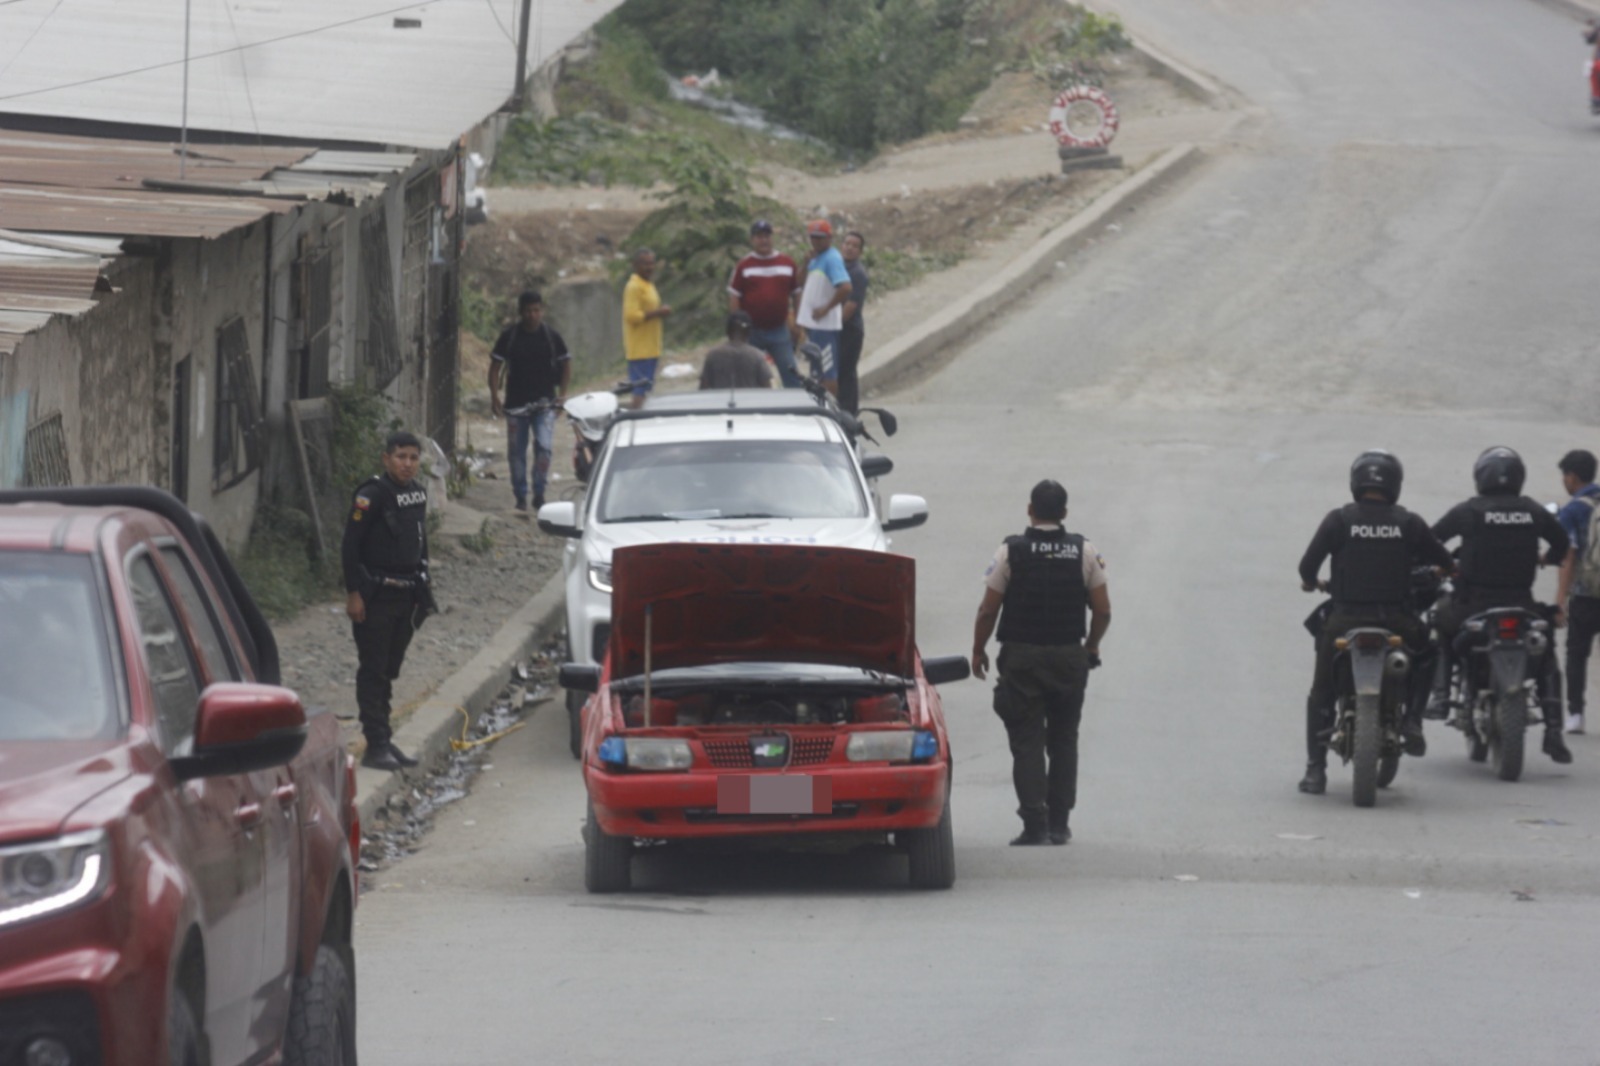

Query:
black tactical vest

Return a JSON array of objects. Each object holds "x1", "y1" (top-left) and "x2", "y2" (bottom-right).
[
  {"x1": 1459, "y1": 496, "x2": 1541, "y2": 592},
  {"x1": 996, "y1": 526, "x2": 1088, "y2": 646},
  {"x1": 356, "y1": 475, "x2": 428, "y2": 573},
  {"x1": 1331, "y1": 501, "x2": 1412, "y2": 605}
]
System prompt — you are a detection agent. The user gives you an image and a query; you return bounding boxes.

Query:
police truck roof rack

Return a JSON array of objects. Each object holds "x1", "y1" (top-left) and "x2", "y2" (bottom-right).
[
  {"x1": 0, "y1": 486, "x2": 282, "y2": 685},
  {"x1": 616, "y1": 389, "x2": 872, "y2": 438}
]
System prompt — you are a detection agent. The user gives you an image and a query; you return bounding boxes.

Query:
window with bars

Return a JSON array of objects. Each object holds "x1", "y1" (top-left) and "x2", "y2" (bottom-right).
[
  {"x1": 212, "y1": 317, "x2": 263, "y2": 491},
  {"x1": 23, "y1": 413, "x2": 71, "y2": 487}
]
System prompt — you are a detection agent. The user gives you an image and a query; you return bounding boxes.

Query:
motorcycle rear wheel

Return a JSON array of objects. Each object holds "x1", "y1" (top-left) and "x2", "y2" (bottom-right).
[
  {"x1": 1352, "y1": 693, "x2": 1380, "y2": 808},
  {"x1": 1490, "y1": 688, "x2": 1526, "y2": 782}
]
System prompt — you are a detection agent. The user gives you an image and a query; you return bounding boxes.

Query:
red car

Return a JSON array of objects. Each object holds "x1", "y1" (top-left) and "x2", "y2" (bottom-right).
[
  {"x1": 0, "y1": 488, "x2": 360, "y2": 1066},
  {"x1": 564, "y1": 543, "x2": 969, "y2": 892}
]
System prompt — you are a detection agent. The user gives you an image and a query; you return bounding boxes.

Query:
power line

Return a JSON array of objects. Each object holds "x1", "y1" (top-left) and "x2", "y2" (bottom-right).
[
  {"x1": 219, "y1": 0, "x2": 266, "y2": 146},
  {"x1": 0, "y1": 0, "x2": 66, "y2": 85},
  {"x1": 0, "y1": 0, "x2": 446, "y2": 104},
  {"x1": 484, "y1": 0, "x2": 517, "y2": 48}
]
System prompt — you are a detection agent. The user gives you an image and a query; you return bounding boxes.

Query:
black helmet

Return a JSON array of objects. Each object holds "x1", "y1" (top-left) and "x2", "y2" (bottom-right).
[
  {"x1": 1474, "y1": 446, "x2": 1525, "y2": 496},
  {"x1": 1350, "y1": 449, "x2": 1403, "y2": 504}
]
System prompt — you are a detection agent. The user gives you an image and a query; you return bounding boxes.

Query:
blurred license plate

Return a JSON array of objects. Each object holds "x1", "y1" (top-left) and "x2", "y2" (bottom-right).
[{"x1": 717, "y1": 775, "x2": 831, "y2": 815}]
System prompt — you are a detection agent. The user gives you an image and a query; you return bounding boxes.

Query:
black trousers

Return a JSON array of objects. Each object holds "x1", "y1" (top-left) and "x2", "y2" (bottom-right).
[
  {"x1": 837, "y1": 327, "x2": 863, "y2": 415},
  {"x1": 993, "y1": 642, "x2": 1089, "y2": 830},
  {"x1": 352, "y1": 590, "x2": 417, "y2": 748},
  {"x1": 1566, "y1": 595, "x2": 1600, "y2": 717},
  {"x1": 1307, "y1": 606, "x2": 1427, "y2": 766}
]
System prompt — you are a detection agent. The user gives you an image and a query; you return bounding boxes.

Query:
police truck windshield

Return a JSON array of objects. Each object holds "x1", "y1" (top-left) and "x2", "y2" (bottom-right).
[
  {"x1": 0, "y1": 553, "x2": 118, "y2": 741},
  {"x1": 597, "y1": 440, "x2": 868, "y2": 523}
]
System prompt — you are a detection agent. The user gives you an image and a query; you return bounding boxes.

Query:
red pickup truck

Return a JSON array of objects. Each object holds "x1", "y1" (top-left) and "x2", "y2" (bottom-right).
[{"x1": 0, "y1": 488, "x2": 360, "y2": 1066}]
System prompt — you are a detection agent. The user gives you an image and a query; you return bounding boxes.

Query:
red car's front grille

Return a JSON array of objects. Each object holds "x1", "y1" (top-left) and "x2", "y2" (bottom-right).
[{"x1": 699, "y1": 734, "x2": 838, "y2": 768}]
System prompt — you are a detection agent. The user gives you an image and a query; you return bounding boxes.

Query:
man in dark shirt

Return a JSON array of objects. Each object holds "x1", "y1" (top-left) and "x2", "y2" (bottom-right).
[
  {"x1": 489, "y1": 291, "x2": 571, "y2": 512},
  {"x1": 700, "y1": 312, "x2": 773, "y2": 391},
  {"x1": 837, "y1": 230, "x2": 870, "y2": 414},
  {"x1": 342, "y1": 430, "x2": 434, "y2": 771},
  {"x1": 1296, "y1": 450, "x2": 1453, "y2": 794}
]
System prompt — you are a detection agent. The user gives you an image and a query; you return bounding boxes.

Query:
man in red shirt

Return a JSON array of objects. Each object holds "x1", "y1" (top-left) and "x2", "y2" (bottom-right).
[{"x1": 727, "y1": 219, "x2": 802, "y2": 388}]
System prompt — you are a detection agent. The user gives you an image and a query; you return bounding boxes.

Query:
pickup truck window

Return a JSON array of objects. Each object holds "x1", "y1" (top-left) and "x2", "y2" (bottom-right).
[
  {"x1": 159, "y1": 544, "x2": 241, "y2": 683},
  {"x1": 597, "y1": 440, "x2": 868, "y2": 523},
  {"x1": 127, "y1": 554, "x2": 202, "y2": 756},
  {"x1": 0, "y1": 553, "x2": 118, "y2": 741}
]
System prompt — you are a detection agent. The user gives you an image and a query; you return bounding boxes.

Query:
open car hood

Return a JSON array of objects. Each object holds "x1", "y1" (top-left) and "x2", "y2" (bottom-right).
[{"x1": 609, "y1": 544, "x2": 914, "y2": 678}]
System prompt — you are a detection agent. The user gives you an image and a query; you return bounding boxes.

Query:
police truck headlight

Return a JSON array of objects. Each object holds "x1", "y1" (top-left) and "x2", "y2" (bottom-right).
[
  {"x1": 587, "y1": 562, "x2": 613, "y2": 593},
  {"x1": 0, "y1": 829, "x2": 110, "y2": 930}
]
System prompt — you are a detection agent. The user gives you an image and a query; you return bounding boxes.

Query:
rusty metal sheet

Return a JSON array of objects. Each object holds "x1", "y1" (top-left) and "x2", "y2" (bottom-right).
[
  {"x1": 0, "y1": 260, "x2": 103, "y2": 300},
  {"x1": 0, "y1": 131, "x2": 315, "y2": 193},
  {"x1": 0, "y1": 291, "x2": 99, "y2": 315},
  {"x1": 0, "y1": 185, "x2": 296, "y2": 239}
]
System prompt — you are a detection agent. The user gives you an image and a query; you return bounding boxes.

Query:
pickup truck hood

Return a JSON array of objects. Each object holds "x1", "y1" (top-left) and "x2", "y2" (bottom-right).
[
  {"x1": 609, "y1": 543, "x2": 914, "y2": 677},
  {"x1": 0, "y1": 741, "x2": 130, "y2": 844},
  {"x1": 591, "y1": 515, "x2": 886, "y2": 557}
]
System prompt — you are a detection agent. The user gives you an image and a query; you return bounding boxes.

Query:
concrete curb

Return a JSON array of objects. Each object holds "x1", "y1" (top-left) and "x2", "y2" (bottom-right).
[
  {"x1": 1129, "y1": 38, "x2": 1223, "y2": 103},
  {"x1": 1532, "y1": 0, "x2": 1600, "y2": 22},
  {"x1": 354, "y1": 566, "x2": 568, "y2": 824},
  {"x1": 858, "y1": 142, "x2": 1205, "y2": 397}
]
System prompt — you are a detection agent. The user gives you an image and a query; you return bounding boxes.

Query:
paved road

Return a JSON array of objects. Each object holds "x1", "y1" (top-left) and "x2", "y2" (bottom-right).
[{"x1": 356, "y1": 1, "x2": 1600, "y2": 1062}]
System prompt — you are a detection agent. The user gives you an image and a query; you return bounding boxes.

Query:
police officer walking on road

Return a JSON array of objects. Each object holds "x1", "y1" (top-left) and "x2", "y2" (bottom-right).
[
  {"x1": 343, "y1": 430, "x2": 436, "y2": 772},
  {"x1": 971, "y1": 480, "x2": 1111, "y2": 846},
  {"x1": 1428, "y1": 446, "x2": 1572, "y2": 764},
  {"x1": 1296, "y1": 450, "x2": 1453, "y2": 795}
]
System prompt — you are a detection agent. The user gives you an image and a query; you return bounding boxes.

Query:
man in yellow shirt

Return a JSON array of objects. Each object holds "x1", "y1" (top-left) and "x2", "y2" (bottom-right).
[{"x1": 622, "y1": 248, "x2": 672, "y2": 408}]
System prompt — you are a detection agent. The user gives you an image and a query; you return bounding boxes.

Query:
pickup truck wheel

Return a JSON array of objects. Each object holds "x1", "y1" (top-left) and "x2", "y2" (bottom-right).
[
  {"x1": 584, "y1": 800, "x2": 632, "y2": 893},
  {"x1": 283, "y1": 945, "x2": 357, "y2": 1066},
  {"x1": 168, "y1": 994, "x2": 202, "y2": 1066},
  {"x1": 905, "y1": 795, "x2": 956, "y2": 890}
]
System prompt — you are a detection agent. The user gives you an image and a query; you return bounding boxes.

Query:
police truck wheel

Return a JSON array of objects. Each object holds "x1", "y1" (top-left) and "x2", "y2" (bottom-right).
[
  {"x1": 1351, "y1": 693, "x2": 1380, "y2": 807},
  {"x1": 584, "y1": 800, "x2": 632, "y2": 893},
  {"x1": 1491, "y1": 689, "x2": 1526, "y2": 782},
  {"x1": 906, "y1": 794, "x2": 956, "y2": 889},
  {"x1": 565, "y1": 688, "x2": 585, "y2": 760},
  {"x1": 283, "y1": 944, "x2": 357, "y2": 1066}
]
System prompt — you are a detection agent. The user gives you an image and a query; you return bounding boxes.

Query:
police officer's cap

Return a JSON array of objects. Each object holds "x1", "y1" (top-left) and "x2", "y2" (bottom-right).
[
  {"x1": 1349, "y1": 449, "x2": 1402, "y2": 504},
  {"x1": 1474, "y1": 446, "x2": 1525, "y2": 496}
]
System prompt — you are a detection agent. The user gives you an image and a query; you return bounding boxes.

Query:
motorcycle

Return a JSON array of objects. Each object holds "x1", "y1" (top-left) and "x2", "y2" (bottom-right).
[
  {"x1": 1442, "y1": 597, "x2": 1557, "y2": 782},
  {"x1": 1327, "y1": 623, "x2": 1413, "y2": 808},
  {"x1": 563, "y1": 382, "x2": 632, "y2": 484}
]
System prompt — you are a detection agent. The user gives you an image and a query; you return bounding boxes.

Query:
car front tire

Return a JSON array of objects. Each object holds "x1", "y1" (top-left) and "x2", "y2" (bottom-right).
[
  {"x1": 584, "y1": 800, "x2": 632, "y2": 893},
  {"x1": 905, "y1": 794, "x2": 955, "y2": 890}
]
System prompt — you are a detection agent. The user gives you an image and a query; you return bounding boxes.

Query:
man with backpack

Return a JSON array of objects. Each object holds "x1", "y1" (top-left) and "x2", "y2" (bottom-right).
[{"x1": 1556, "y1": 449, "x2": 1600, "y2": 734}]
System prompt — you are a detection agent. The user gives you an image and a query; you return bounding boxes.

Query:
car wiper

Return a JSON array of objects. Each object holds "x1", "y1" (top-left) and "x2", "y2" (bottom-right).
[
  {"x1": 715, "y1": 512, "x2": 781, "y2": 520},
  {"x1": 603, "y1": 513, "x2": 680, "y2": 524}
]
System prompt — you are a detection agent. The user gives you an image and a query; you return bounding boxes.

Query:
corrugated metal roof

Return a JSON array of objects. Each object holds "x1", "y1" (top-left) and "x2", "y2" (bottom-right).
[
  {"x1": 0, "y1": 184, "x2": 298, "y2": 239},
  {"x1": 0, "y1": 0, "x2": 625, "y2": 150}
]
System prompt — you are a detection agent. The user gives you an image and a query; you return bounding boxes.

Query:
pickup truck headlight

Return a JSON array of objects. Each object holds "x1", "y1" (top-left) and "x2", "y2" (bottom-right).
[
  {"x1": 598, "y1": 736, "x2": 692, "y2": 771},
  {"x1": 587, "y1": 562, "x2": 613, "y2": 593},
  {"x1": 0, "y1": 829, "x2": 110, "y2": 930}
]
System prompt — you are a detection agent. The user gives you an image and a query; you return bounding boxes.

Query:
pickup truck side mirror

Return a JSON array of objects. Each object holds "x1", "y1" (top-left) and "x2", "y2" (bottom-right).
[
  {"x1": 922, "y1": 656, "x2": 971, "y2": 686},
  {"x1": 537, "y1": 500, "x2": 582, "y2": 539},
  {"x1": 860, "y1": 454, "x2": 894, "y2": 480},
  {"x1": 882, "y1": 494, "x2": 929, "y2": 532},
  {"x1": 560, "y1": 663, "x2": 602, "y2": 693},
  {"x1": 170, "y1": 683, "x2": 307, "y2": 781}
]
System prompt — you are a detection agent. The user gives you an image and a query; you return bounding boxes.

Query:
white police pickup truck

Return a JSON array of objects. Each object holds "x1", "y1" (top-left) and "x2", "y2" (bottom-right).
[{"x1": 537, "y1": 390, "x2": 928, "y2": 757}]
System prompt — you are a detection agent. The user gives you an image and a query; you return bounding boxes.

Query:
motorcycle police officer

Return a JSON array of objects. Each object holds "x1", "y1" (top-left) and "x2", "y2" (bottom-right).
[
  {"x1": 342, "y1": 429, "x2": 437, "y2": 771},
  {"x1": 971, "y1": 480, "x2": 1112, "y2": 846},
  {"x1": 1297, "y1": 450, "x2": 1453, "y2": 795},
  {"x1": 1428, "y1": 446, "x2": 1572, "y2": 764}
]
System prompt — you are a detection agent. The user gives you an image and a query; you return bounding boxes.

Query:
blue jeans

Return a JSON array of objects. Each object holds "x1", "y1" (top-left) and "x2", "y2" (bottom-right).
[
  {"x1": 748, "y1": 326, "x2": 801, "y2": 388},
  {"x1": 506, "y1": 407, "x2": 557, "y2": 504}
]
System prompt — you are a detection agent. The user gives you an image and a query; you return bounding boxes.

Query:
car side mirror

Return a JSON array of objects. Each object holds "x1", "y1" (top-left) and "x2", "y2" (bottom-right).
[
  {"x1": 860, "y1": 407, "x2": 898, "y2": 436},
  {"x1": 883, "y1": 494, "x2": 929, "y2": 532},
  {"x1": 537, "y1": 500, "x2": 581, "y2": 538},
  {"x1": 170, "y1": 683, "x2": 307, "y2": 782},
  {"x1": 922, "y1": 656, "x2": 971, "y2": 686},
  {"x1": 560, "y1": 663, "x2": 601, "y2": 693},
  {"x1": 860, "y1": 454, "x2": 894, "y2": 480}
]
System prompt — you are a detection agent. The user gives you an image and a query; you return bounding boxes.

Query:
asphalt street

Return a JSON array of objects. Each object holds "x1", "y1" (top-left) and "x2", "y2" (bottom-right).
[{"x1": 355, "y1": 1, "x2": 1600, "y2": 1062}]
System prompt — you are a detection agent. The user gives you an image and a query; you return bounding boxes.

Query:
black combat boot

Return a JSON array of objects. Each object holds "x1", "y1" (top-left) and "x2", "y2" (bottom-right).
[
  {"x1": 1401, "y1": 715, "x2": 1427, "y2": 758},
  {"x1": 388, "y1": 743, "x2": 420, "y2": 768},
  {"x1": 1010, "y1": 813, "x2": 1049, "y2": 846},
  {"x1": 361, "y1": 745, "x2": 403, "y2": 772},
  {"x1": 1298, "y1": 763, "x2": 1327, "y2": 795},
  {"x1": 1544, "y1": 729, "x2": 1574, "y2": 765}
]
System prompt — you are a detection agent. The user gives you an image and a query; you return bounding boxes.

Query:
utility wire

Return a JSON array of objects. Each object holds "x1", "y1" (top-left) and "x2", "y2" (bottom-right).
[
  {"x1": 0, "y1": 0, "x2": 67, "y2": 85},
  {"x1": 484, "y1": 0, "x2": 517, "y2": 48},
  {"x1": 219, "y1": 0, "x2": 267, "y2": 147},
  {"x1": 0, "y1": 0, "x2": 447, "y2": 103}
]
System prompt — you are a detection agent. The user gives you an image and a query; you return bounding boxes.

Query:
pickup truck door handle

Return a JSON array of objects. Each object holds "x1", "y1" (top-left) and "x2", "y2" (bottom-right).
[
  {"x1": 273, "y1": 783, "x2": 298, "y2": 808},
  {"x1": 234, "y1": 802, "x2": 262, "y2": 830}
]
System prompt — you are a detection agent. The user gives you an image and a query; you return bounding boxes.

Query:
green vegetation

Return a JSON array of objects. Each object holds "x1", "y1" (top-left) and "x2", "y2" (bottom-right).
[
  {"x1": 459, "y1": 517, "x2": 496, "y2": 555},
  {"x1": 460, "y1": 284, "x2": 502, "y2": 345}
]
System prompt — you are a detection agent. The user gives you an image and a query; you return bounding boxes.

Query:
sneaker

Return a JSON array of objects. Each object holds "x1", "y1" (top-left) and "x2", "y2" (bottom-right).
[
  {"x1": 388, "y1": 743, "x2": 420, "y2": 768},
  {"x1": 514, "y1": 498, "x2": 528, "y2": 513},
  {"x1": 1544, "y1": 731, "x2": 1574, "y2": 765},
  {"x1": 1009, "y1": 826, "x2": 1049, "y2": 846},
  {"x1": 533, "y1": 494, "x2": 545, "y2": 511},
  {"x1": 360, "y1": 746, "x2": 403, "y2": 772},
  {"x1": 1567, "y1": 712, "x2": 1586, "y2": 735},
  {"x1": 1048, "y1": 824, "x2": 1071, "y2": 846},
  {"x1": 1298, "y1": 764, "x2": 1327, "y2": 795}
]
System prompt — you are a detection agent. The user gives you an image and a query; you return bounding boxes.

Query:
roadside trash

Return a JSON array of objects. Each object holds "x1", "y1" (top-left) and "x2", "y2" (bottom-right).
[
  {"x1": 659, "y1": 362, "x2": 697, "y2": 380},
  {"x1": 1403, "y1": 889, "x2": 1422, "y2": 899},
  {"x1": 1511, "y1": 888, "x2": 1536, "y2": 902}
]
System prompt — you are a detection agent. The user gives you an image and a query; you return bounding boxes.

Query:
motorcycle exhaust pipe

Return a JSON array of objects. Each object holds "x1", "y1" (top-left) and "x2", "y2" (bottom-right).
[
  {"x1": 1526, "y1": 630, "x2": 1549, "y2": 656},
  {"x1": 1385, "y1": 649, "x2": 1411, "y2": 677}
]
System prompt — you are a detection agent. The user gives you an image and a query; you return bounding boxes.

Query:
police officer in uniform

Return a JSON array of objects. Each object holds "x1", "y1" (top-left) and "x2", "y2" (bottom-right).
[
  {"x1": 343, "y1": 430, "x2": 436, "y2": 772},
  {"x1": 1428, "y1": 446, "x2": 1572, "y2": 764},
  {"x1": 971, "y1": 480, "x2": 1111, "y2": 846},
  {"x1": 1296, "y1": 450, "x2": 1453, "y2": 795}
]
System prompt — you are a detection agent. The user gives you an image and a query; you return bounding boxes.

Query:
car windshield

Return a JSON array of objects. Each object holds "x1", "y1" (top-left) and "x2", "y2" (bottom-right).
[
  {"x1": 0, "y1": 553, "x2": 119, "y2": 742},
  {"x1": 596, "y1": 439, "x2": 867, "y2": 523}
]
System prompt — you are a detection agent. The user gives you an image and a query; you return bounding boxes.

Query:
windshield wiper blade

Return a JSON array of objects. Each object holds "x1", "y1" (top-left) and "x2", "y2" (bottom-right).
[
  {"x1": 715, "y1": 512, "x2": 781, "y2": 520},
  {"x1": 604, "y1": 514, "x2": 680, "y2": 524}
]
